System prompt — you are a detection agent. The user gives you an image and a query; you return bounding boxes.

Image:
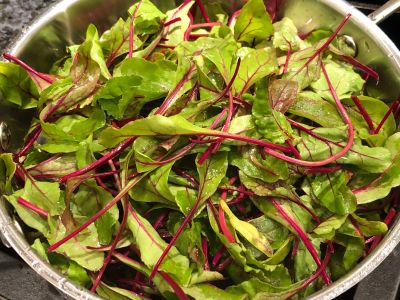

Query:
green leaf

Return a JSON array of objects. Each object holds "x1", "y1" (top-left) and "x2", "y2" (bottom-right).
[
  {"x1": 48, "y1": 217, "x2": 104, "y2": 271},
  {"x1": 353, "y1": 133, "x2": 400, "y2": 203},
  {"x1": 76, "y1": 24, "x2": 111, "y2": 80},
  {"x1": 97, "y1": 282, "x2": 145, "y2": 300},
  {"x1": 273, "y1": 17, "x2": 303, "y2": 51},
  {"x1": 128, "y1": 0, "x2": 166, "y2": 35},
  {"x1": 22, "y1": 180, "x2": 63, "y2": 216},
  {"x1": 114, "y1": 57, "x2": 177, "y2": 102},
  {"x1": 0, "y1": 62, "x2": 39, "y2": 108},
  {"x1": 32, "y1": 239, "x2": 91, "y2": 287},
  {"x1": 230, "y1": 146, "x2": 288, "y2": 183},
  {"x1": 311, "y1": 60, "x2": 364, "y2": 101},
  {"x1": 239, "y1": 171, "x2": 289, "y2": 197},
  {"x1": 252, "y1": 80, "x2": 292, "y2": 144},
  {"x1": 167, "y1": 214, "x2": 205, "y2": 266},
  {"x1": 73, "y1": 181, "x2": 119, "y2": 245},
  {"x1": 350, "y1": 214, "x2": 388, "y2": 237},
  {"x1": 343, "y1": 96, "x2": 396, "y2": 147},
  {"x1": 27, "y1": 154, "x2": 77, "y2": 178},
  {"x1": 282, "y1": 45, "x2": 321, "y2": 89},
  {"x1": 233, "y1": 47, "x2": 278, "y2": 96},
  {"x1": 0, "y1": 153, "x2": 16, "y2": 194},
  {"x1": 99, "y1": 115, "x2": 216, "y2": 148},
  {"x1": 221, "y1": 200, "x2": 273, "y2": 256},
  {"x1": 202, "y1": 37, "x2": 239, "y2": 84},
  {"x1": 294, "y1": 238, "x2": 320, "y2": 281},
  {"x1": 185, "y1": 284, "x2": 247, "y2": 300},
  {"x1": 313, "y1": 214, "x2": 347, "y2": 239},
  {"x1": 269, "y1": 79, "x2": 298, "y2": 113},
  {"x1": 100, "y1": 18, "x2": 143, "y2": 64},
  {"x1": 234, "y1": 0, "x2": 273, "y2": 45},
  {"x1": 95, "y1": 75, "x2": 142, "y2": 119},
  {"x1": 309, "y1": 171, "x2": 357, "y2": 215},
  {"x1": 297, "y1": 126, "x2": 392, "y2": 173},
  {"x1": 288, "y1": 91, "x2": 344, "y2": 127},
  {"x1": 196, "y1": 151, "x2": 228, "y2": 203},
  {"x1": 162, "y1": 1, "x2": 194, "y2": 46},
  {"x1": 129, "y1": 163, "x2": 176, "y2": 205},
  {"x1": 5, "y1": 190, "x2": 49, "y2": 235},
  {"x1": 127, "y1": 206, "x2": 191, "y2": 285}
]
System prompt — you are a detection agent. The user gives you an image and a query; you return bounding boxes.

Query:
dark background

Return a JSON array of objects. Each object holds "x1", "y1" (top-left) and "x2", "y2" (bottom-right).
[{"x1": 0, "y1": 0, "x2": 399, "y2": 299}]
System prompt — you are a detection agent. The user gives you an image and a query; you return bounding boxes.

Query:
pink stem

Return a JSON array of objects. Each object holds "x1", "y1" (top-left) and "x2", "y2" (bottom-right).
[
  {"x1": 163, "y1": 17, "x2": 182, "y2": 27},
  {"x1": 59, "y1": 137, "x2": 135, "y2": 183},
  {"x1": 212, "y1": 247, "x2": 226, "y2": 266},
  {"x1": 153, "y1": 211, "x2": 168, "y2": 230},
  {"x1": 351, "y1": 95, "x2": 375, "y2": 134},
  {"x1": 195, "y1": 0, "x2": 211, "y2": 23},
  {"x1": 3, "y1": 53, "x2": 54, "y2": 84},
  {"x1": 283, "y1": 41, "x2": 293, "y2": 74},
  {"x1": 129, "y1": 0, "x2": 142, "y2": 58},
  {"x1": 158, "y1": 272, "x2": 189, "y2": 300},
  {"x1": 303, "y1": 165, "x2": 342, "y2": 174},
  {"x1": 149, "y1": 195, "x2": 202, "y2": 280},
  {"x1": 201, "y1": 238, "x2": 210, "y2": 270},
  {"x1": 155, "y1": 64, "x2": 196, "y2": 115},
  {"x1": 341, "y1": 55, "x2": 379, "y2": 81},
  {"x1": 228, "y1": 10, "x2": 241, "y2": 27},
  {"x1": 48, "y1": 174, "x2": 143, "y2": 252},
  {"x1": 264, "y1": 61, "x2": 355, "y2": 167},
  {"x1": 17, "y1": 197, "x2": 48, "y2": 218},
  {"x1": 374, "y1": 101, "x2": 399, "y2": 134},
  {"x1": 294, "y1": 14, "x2": 351, "y2": 77},
  {"x1": 271, "y1": 199, "x2": 331, "y2": 285},
  {"x1": 91, "y1": 197, "x2": 129, "y2": 292},
  {"x1": 216, "y1": 257, "x2": 233, "y2": 271},
  {"x1": 14, "y1": 125, "x2": 42, "y2": 159}
]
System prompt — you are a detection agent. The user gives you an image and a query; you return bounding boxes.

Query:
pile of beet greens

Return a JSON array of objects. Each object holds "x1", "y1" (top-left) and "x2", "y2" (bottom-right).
[{"x1": 0, "y1": 0, "x2": 399, "y2": 299}]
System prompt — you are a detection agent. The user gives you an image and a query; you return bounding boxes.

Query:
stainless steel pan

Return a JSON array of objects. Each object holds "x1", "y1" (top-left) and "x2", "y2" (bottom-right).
[{"x1": 0, "y1": 1, "x2": 399, "y2": 299}]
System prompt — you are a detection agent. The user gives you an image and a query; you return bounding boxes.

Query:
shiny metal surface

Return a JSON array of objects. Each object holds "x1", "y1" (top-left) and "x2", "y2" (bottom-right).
[
  {"x1": 0, "y1": 1, "x2": 399, "y2": 300},
  {"x1": 369, "y1": 0, "x2": 400, "y2": 23}
]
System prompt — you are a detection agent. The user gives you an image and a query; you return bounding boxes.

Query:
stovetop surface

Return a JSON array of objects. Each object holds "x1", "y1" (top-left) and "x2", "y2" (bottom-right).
[{"x1": 0, "y1": 0, "x2": 399, "y2": 299}]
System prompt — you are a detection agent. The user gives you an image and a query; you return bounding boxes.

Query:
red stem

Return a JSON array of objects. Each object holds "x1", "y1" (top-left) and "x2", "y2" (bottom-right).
[
  {"x1": 149, "y1": 194, "x2": 202, "y2": 279},
  {"x1": 303, "y1": 165, "x2": 342, "y2": 174},
  {"x1": 155, "y1": 64, "x2": 196, "y2": 115},
  {"x1": 195, "y1": 0, "x2": 211, "y2": 23},
  {"x1": 91, "y1": 197, "x2": 129, "y2": 292},
  {"x1": 218, "y1": 204, "x2": 236, "y2": 243},
  {"x1": 216, "y1": 257, "x2": 233, "y2": 271},
  {"x1": 341, "y1": 55, "x2": 379, "y2": 82},
  {"x1": 17, "y1": 197, "x2": 48, "y2": 218},
  {"x1": 158, "y1": 272, "x2": 189, "y2": 300},
  {"x1": 48, "y1": 174, "x2": 144, "y2": 252},
  {"x1": 283, "y1": 41, "x2": 293, "y2": 74},
  {"x1": 294, "y1": 14, "x2": 351, "y2": 77},
  {"x1": 212, "y1": 246, "x2": 226, "y2": 266},
  {"x1": 264, "y1": 61, "x2": 355, "y2": 167},
  {"x1": 228, "y1": 10, "x2": 241, "y2": 27},
  {"x1": 374, "y1": 101, "x2": 399, "y2": 134},
  {"x1": 129, "y1": 0, "x2": 142, "y2": 58},
  {"x1": 351, "y1": 95, "x2": 375, "y2": 134},
  {"x1": 163, "y1": 17, "x2": 182, "y2": 27},
  {"x1": 3, "y1": 53, "x2": 54, "y2": 84},
  {"x1": 153, "y1": 211, "x2": 169, "y2": 230},
  {"x1": 59, "y1": 137, "x2": 135, "y2": 183},
  {"x1": 201, "y1": 238, "x2": 210, "y2": 270},
  {"x1": 14, "y1": 125, "x2": 42, "y2": 159},
  {"x1": 271, "y1": 199, "x2": 331, "y2": 285}
]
